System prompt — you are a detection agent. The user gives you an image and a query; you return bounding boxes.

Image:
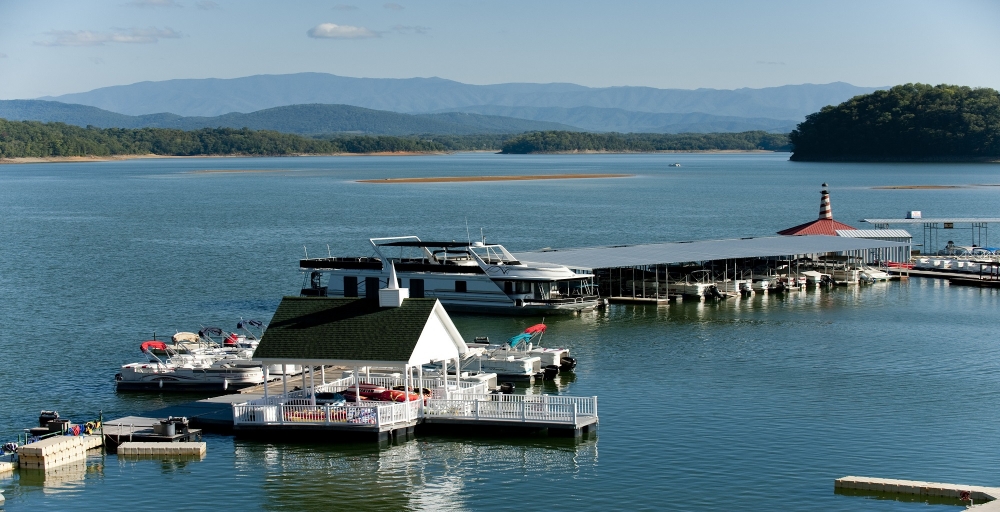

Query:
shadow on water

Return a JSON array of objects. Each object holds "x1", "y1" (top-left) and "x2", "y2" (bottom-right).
[
  {"x1": 234, "y1": 435, "x2": 598, "y2": 511},
  {"x1": 834, "y1": 487, "x2": 971, "y2": 507}
]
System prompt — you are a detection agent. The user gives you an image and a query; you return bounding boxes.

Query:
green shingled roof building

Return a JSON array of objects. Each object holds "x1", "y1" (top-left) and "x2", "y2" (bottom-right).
[{"x1": 253, "y1": 296, "x2": 468, "y2": 367}]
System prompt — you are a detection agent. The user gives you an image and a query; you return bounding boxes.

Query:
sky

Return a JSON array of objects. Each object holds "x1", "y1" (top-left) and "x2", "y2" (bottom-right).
[{"x1": 1, "y1": 0, "x2": 999, "y2": 99}]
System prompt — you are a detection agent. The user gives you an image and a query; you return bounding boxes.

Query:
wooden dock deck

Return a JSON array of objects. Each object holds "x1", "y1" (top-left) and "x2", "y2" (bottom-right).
[{"x1": 836, "y1": 475, "x2": 1000, "y2": 509}]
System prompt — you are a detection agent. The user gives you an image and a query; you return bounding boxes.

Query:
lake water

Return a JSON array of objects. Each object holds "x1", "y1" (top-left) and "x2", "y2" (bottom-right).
[{"x1": 1, "y1": 153, "x2": 998, "y2": 511}]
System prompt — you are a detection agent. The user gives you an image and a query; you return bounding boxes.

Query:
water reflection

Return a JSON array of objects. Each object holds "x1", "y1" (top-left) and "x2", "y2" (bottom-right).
[{"x1": 233, "y1": 436, "x2": 597, "y2": 511}]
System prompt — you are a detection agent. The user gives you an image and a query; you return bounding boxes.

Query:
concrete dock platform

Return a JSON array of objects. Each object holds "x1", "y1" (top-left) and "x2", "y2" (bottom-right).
[{"x1": 836, "y1": 475, "x2": 1000, "y2": 509}]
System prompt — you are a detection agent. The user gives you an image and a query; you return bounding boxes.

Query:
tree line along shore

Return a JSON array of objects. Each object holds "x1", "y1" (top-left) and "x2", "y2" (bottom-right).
[
  {"x1": 0, "y1": 118, "x2": 791, "y2": 159},
  {"x1": 2, "y1": 83, "x2": 998, "y2": 161}
]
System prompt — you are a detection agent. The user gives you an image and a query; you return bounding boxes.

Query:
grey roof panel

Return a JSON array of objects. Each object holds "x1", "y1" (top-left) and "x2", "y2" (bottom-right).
[
  {"x1": 864, "y1": 218, "x2": 1000, "y2": 224},
  {"x1": 835, "y1": 229, "x2": 912, "y2": 238},
  {"x1": 514, "y1": 235, "x2": 910, "y2": 269}
]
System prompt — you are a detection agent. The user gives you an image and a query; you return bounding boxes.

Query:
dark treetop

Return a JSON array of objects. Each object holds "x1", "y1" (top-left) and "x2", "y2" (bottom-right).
[
  {"x1": 789, "y1": 83, "x2": 1000, "y2": 162},
  {"x1": 499, "y1": 130, "x2": 790, "y2": 154}
]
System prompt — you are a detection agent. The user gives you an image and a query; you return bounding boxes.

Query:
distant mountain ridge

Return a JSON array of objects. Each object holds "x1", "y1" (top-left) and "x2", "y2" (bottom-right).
[
  {"x1": 436, "y1": 105, "x2": 797, "y2": 134},
  {"x1": 0, "y1": 100, "x2": 578, "y2": 135},
  {"x1": 38, "y1": 73, "x2": 883, "y2": 122}
]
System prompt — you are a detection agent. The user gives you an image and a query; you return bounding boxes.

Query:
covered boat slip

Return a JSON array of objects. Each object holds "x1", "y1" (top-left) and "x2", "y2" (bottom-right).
[
  {"x1": 514, "y1": 235, "x2": 912, "y2": 302},
  {"x1": 235, "y1": 295, "x2": 598, "y2": 440},
  {"x1": 863, "y1": 217, "x2": 1000, "y2": 255}
]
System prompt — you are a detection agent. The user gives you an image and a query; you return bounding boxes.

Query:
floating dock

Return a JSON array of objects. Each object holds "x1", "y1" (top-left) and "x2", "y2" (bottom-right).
[
  {"x1": 118, "y1": 441, "x2": 206, "y2": 457},
  {"x1": 835, "y1": 475, "x2": 1000, "y2": 509},
  {"x1": 102, "y1": 416, "x2": 202, "y2": 450}
]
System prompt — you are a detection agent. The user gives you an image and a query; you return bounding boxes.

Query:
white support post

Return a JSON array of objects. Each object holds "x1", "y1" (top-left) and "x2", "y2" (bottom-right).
[
  {"x1": 281, "y1": 365, "x2": 288, "y2": 397},
  {"x1": 403, "y1": 364, "x2": 411, "y2": 421},
  {"x1": 263, "y1": 365, "x2": 270, "y2": 400},
  {"x1": 321, "y1": 365, "x2": 326, "y2": 385},
  {"x1": 354, "y1": 366, "x2": 361, "y2": 404},
  {"x1": 441, "y1": 360, "x2": 447, "y2": 399},
  {"x1": 417, "y1": 365, "x2": 424, "y2": 414},
  {"x1": 309, "y1": 364, "x2": 316, "y2": 406}
]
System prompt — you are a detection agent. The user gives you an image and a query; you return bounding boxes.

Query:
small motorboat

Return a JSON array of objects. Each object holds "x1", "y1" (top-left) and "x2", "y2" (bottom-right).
[
  {"x1": 115, "y1": 340, "x2": 264, "y2": 392},
  {"x1": 463, "y1": 323, "x2": 577, "y2": 380}
]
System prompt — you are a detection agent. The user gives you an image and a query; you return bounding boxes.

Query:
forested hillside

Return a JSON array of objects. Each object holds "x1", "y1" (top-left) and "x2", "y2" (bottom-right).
[
  {"x1": 789, "y1": 84, "x2": 1000, "y2": 161},
  {"x1": 0, "y1": 101, "x2": 577, "y2": 135},
  {"x1": 500, "y1": 131, "x2": 790, "y2": 154},
  {"x1": 0, "y1": 119, "x2": 450, "y2": 158}
]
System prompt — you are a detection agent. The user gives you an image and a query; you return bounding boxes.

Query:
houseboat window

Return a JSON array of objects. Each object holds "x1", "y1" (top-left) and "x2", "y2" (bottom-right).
[
  {"x1": 513, "y1": 281, "x2": 532, "y2": 294},
  {"x1": 455, "y1": 280, "x2": 467, "y2": 293},
  {"x1": 410, "y1": 279, "x2": 424, "y2": 298},
  {"x1": 344, "y1": 276, "x2": 358, "y2": 297},
  {"x1": 365, "y1": 276, "x2": 380, "y2": 299}
]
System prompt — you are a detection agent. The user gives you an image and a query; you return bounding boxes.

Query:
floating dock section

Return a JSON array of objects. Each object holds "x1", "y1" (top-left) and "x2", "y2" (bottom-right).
[
  {"x1": 836, "y1": 475, "x2": 1000, "y2": 509},
  {"x1": 118, "y1": 442, "x2": 206, "y2": 457},
  {"x1": 17, "y1": 436, "x2": 87, "y2": 471}
]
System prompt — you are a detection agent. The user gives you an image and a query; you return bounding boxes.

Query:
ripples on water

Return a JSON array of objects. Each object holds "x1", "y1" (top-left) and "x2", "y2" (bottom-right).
[{"x1": 1, "y1": 154, "x2": 998, "y2": 510}]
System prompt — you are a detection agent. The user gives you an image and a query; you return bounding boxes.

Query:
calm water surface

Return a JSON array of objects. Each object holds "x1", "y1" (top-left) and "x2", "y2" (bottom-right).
[{"x1": 1, "y1": 153, "x2": 999, "y2": 511}]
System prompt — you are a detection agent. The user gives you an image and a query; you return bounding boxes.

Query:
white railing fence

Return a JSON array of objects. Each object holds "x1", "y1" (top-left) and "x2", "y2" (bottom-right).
[
  {"x1": 424, "y1": 395, "x2": 597, "y2": 424},
  {"x1": 274, "y1": 374, "x2": 490, "y2": 401}
]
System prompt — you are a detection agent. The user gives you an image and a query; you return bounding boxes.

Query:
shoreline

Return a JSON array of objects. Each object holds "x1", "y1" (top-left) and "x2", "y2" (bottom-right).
[
  {"x1": 0, "y1": 149, "x2": 787, "y2": 165},
  {"x1": 0, "y1": 151, "x2": 448, "y2": 165},
  {"x1": 502, "y1": 149, "x2": 785, "y2": 155},
  {"x1": 357, "y1": 173, "x2": 632, "y2": 183}
]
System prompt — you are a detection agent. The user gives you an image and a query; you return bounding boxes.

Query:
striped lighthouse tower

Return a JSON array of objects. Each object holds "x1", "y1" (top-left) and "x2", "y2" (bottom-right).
[{"x1": 818, "y1": 183, "x2": 832, "y2": 219}]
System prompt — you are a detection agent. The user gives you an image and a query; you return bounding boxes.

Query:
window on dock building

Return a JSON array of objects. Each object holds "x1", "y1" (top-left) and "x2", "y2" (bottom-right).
[
  {"x1": 344, "y1": 276, "x2": 358, "y2": 297},
  {"x1": 410, "y1": 278, "x2": 424, "y2": 298}
]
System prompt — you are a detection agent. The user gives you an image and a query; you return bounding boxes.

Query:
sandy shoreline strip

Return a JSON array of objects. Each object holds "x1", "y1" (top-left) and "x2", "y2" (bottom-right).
[
  {"x1": 871, "y1": 185, "x2": 964, "y2": 189},
  {"x1": 357, "y1": 173, "x2": 632, "y2": 183}
]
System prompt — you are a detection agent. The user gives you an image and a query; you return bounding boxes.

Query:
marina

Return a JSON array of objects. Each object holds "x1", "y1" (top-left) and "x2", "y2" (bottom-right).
[{"x1": 2, "y1": 153, "x2": 999, "y2": 511}]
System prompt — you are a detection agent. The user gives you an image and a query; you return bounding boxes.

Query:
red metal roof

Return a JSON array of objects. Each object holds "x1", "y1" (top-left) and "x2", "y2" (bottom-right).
[{"x1": 777, "y1": 219, "x2": 858, "y2": 236}]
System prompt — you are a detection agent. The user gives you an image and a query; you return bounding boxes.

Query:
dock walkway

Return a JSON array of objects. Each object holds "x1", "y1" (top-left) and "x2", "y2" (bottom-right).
[{"x1": 836, "y1": 476, "x2": 1000, "y2": 509}]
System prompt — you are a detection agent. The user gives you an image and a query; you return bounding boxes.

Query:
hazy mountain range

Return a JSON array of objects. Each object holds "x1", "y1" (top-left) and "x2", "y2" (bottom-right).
[
  {"x1": 0, "y1": 100, "x2": 576, "y2": 135},
  {"x1": 16, "y1": 73, "x2": 884, "y2": 134}
]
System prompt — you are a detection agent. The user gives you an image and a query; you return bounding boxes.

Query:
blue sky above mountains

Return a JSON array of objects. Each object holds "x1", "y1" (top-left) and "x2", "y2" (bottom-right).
[{"x1": 0, "y1": 0, "x2": 998, "y2": 99}]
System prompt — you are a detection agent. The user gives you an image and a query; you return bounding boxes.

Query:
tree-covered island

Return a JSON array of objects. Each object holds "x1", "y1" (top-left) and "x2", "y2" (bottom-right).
[
  {"x1": 499, "y1": 131, "x2": 790, "y2": 154},
  {"x1": 790, "y1": 83, "x2": 1000, "y2": 162}
]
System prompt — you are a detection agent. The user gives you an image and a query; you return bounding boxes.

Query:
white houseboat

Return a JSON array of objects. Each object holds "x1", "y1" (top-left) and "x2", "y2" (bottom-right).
[{"x1": 299, "y1": 236, "x2": 601, "y2": 314}]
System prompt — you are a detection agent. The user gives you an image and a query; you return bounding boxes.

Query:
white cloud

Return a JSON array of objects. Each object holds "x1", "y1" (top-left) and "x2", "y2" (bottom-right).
[
  {"x1": 392, "y1": 25, "x2": 429, "y2": 34},
  {"x1": 127, "y1": 0, "x2": 182, "y2": 7},
  {"x1": 383, "y1": 3, "x2": 404, "y2": 10},
  {"x1": 307, "y1": 23, "x2": 378, "y2": 39},
  {"x1": 195, "y1": 0, "x2": 219, "y2": 9},
  {"x1": 0, "y1": 53, "x2": 7, "y2": 58},
  {"x1": 333, "y1": 4, "x2": 358, "y2": 10},
  {"x1": 36, "y1": 27, "x2": 182, "y2": 46}
]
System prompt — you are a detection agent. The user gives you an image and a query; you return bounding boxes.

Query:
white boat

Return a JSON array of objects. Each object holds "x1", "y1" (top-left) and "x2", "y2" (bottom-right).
[
  {"x1": 299, "y1": 236, "x2": 601, "y2": 315},
  {"x1": 668, "y1": 270, "x2": 728, "y2": 299},
  {"x1": 859, "y1": 266, "x2": 892, "y2": 282},
  {"x1": 801, "y1": 270, "x2": 832, "y2": 285},
  {"x1": 115, "y1": 341, "x2": 265, "y2": 392},
  {"x1": 462, "y1": 324, "x2": 575, "y2": 380}
]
